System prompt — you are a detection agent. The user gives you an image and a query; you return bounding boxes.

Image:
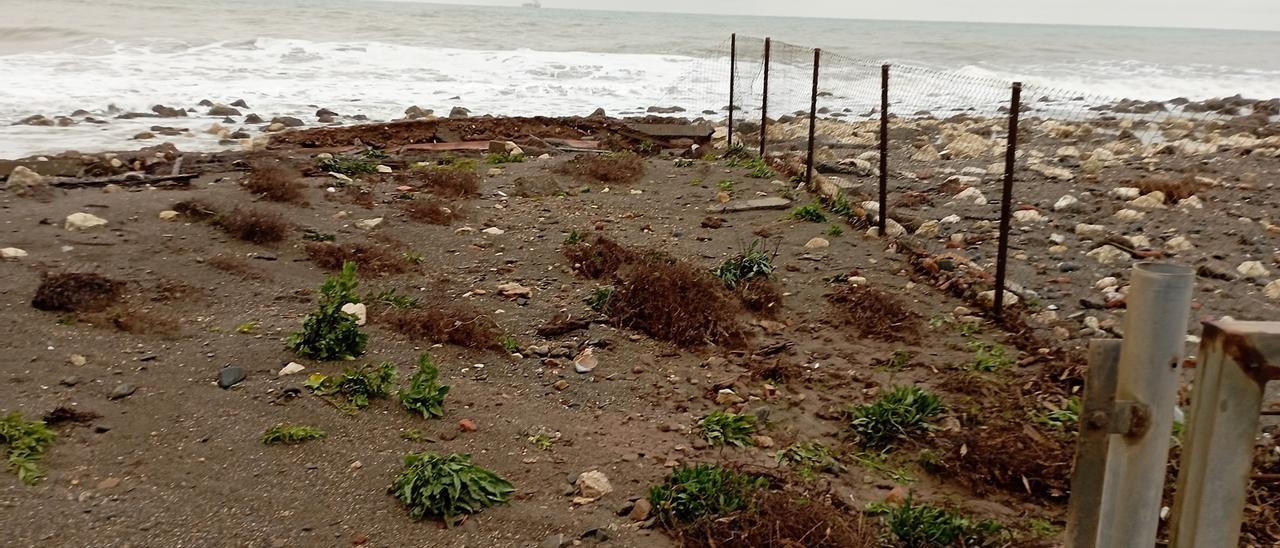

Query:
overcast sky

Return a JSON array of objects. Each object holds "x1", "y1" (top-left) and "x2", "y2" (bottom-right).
[{"x1": 404, "y1": 0, "x2": 1280, "y2": 32}]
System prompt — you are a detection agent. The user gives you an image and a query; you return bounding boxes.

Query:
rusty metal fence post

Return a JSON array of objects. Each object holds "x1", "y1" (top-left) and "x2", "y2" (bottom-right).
[
  {"x1": 1169, "y1": 321, "x2": 1280, "y2": 547},
  {"x1": 805, "y1": 48, "x2": 820, "y2": 185},
  {"x1": 992, "y1": 82, "x2": 1021, "y2": 316},
  {"x1": 878, "y1": 64, "x2": 889, "y2": 234},
  {"x1": 727, "y1": 33, "x2": 736, "y2": 148},
  {"x1": 759, "y1": 37, "x2": 770, "y2": 157}
]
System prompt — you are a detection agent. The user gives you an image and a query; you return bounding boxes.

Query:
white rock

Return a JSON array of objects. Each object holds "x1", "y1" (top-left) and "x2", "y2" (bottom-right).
[
  {"x1": 573, "y1": 348, "x2": 598, "y2": 374},
  {"x1": 804, "y1": 237, "x2": 830, "y2": 249},
  {"x1": 1, "y1": 247, "x2": 28, "y2": 259},
  {"x1": 482, "y1": 227, "x2": 505, "y2": 235},
  {"x1": 1164, "y1": 236, "x2": 1194, "y2": 253},
  {"x1": 1265, "y1": 280, "x2": 1280, "y2": 300},
  {"x1": 1057, "y1": 145, "x2": 1080, "y2": 158},
  {"x1": 1087, "y1": 245, "x2": 1130, "y2": 265},
  {"x1": 1127, "y1": 235, "x2": 1151, "y2": 248},
  {"x1": 376, "y1": 164, "x2": 393, "y2": 173},
  {"x1": 354, "y1": 218, "x2": 383, "y2": 230},
  {"x1": 1094, "y1": 276, "x2": 1118, "y2": 290},
  {"x1": 1075, "y1": 224, "x2": 1107, "y2": 239},
  {"x1": 1178, "y1": 196, "x2": 1204, "y2": 209},
  {"x1": 940, "y1": 214, "x2": 961, "y2": 224},
  {"x1": 158, "y1": 210, "x2": 179, "y2": 221},
  {"x1": 340, "y1": 302, "x2": 368, "y2": 325},
  {"x1": 960, "y1": 166, "x2": 988, "y2": 176},
  {"x1": 1049, "y1": 233, "x2": 1066, "y2": 245},
  {"x1": 64, "y1": 212, "x2": 108, "y2": 231},
  {"x1": 860, "y1": 200, "x2": 880, "y2": 214},
  {"x1": 496, "y1": 282, "x2": 532, "y2": 298},
  {"x1": 328, "y1": 172, "x2": 353, "y2": 182},
  {"x1": 1237, "y1": 261, "x2": 1270, "y2": 278},
  {"x1": 576, "y1": 470, "x2": 613, "y2": 499},
  {"x1": 914, "y1": 220, "x2": 940, "y2": 237},
  {"x1": 1091, "y1": 148, "x2": 1116, "y2": 162},
  {"x1": 487, "y1": 168, "x2": 503, "y2": 177},
  {"x1": 1048, "y1": 244, "x2": 1069, "y2": 254},
  {"x1": 911, "y1": 145, "x2": 941, "y2": 162},
  {"x1": 1114, "y1": 209, "x2": 1146, "y2": 221},
  {"x1": 5, "y1": 166, "x2": 45, "y2": 194},
  {"x1": 883, "y1": 218, "x2": 907, "y2": 237},
  {"x1": 1053, "y1": 194, "x2": 1081, "y2": 211},
  {"x1": 1110, "y1": 187, "x2": 1141, "y2": 200},
  {"x1": 1127, "y1": 192, "x2": 1166, "y2": 209},
  {"x1": 955, "y1": 187, "x2": 986, "y2": 205},
  {"x1": 278, "y1": 362, "x2": 306, "y2": 376},
  {"x1": 1013, "y1": 209, "x2": 1046, "y2": 224},
  {"x1": 978, "y1": 290, "x2": 1019, "y2": 308},
  {"x1": 1030, "y1": 163, "x2": 1074, "y2": 181},
  {"x1": 945, "y1": 175, "x2": 981, "y2": 186}
]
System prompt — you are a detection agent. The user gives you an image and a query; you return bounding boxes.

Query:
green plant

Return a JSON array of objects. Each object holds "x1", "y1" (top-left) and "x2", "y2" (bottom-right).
[
  {"x1": 1038, "y1": 397, "x2": 1081, "y2": 431},
  {"x1": 711, "y1": 240, "x2": 774, "y2": 289},
  {"x1": 828, "y1": 192, "x2": 856, "y2": 217},
  {"x1": 749, "y1": 164, "x2": 774, "y2": 178},
  {"x1": 586, "y1": 287, "x2": 613, "y2": 313},
  {"x1": 528, "y1": 433, "x2": 554, "y2": 450},
  {"x1": 1026, "y1": 517, "x2": 1058, "y2": 539},
  {"x1": 402, "y1": 250, "x2": 424, "y2": 265},
  {"x1": 776, "y1": 441, "x2": 841, "y2": 480},
  {"x1": 717, "y1": 179, "x2": 735, "y2": 192},
  {"x1": 319, "y1": 150, "x2": 384, "y2": 176},
  {"x1": 724, "y1": 143, "x2": 747, "y2": 158},
  {"x1": 725, "y1": 157, "x2": 774, "y2": 178},
  {"x1": 236, "y1": 321, "x2": 258, "y2": 334},
  {"x1": 400, "y1": 353, "x2": 450, "y2": 419},
  {"x1": 304, "y1": 362, "x2": 396, "y2": 412},
  {"x1": 485, "y1": 152, "x2": 526, "y2": 165},
  {"x1": 368, "y1": 288, "x2": 419, "y2": 309},
  {"x1": 649, "y1": 464, "x2": 768, "y2": 523},
  {"x1": 498, "y1": 336, "x2": 520, "y2": 355},
  {"x1": 302, "y1": 229, "x2": 336, "y2": 242},
  {"x1": 286, "y1": 261, "x2": 368, "y2": 361},
  {"x1": 874, "y1": 350, "x2": 914, "y2": 370},
  {"x1": 869, "y1": 497, "x2": 1004, "y2": 548},
  {"x1": 826, "y1": 224, "x2": 844, "y2": 237},
  {"x1": 788, "y1": 203, "x2": 827, "y2": 223},
  {"x1": 564, "y1": 229, "x2": 586, "y2": 245},
  {"x1": 674, "y1": 158, "x2": 695, "y2": 168},
  {"x1": 849, "y1": 386, "x2": 944, "y2": 449},
  {"x1": 401, "y1": 429, "x2": 429, "y2": 442},
  {"x1": 850, "y1": 450, "x2": 916, "y2": 483},
  {"x1": 699, "y1": 411, "x2": 757, "y2": 447},
  {"x1": 967, "y1": 341, "x2": 1014, "y2": 372},
  {"x1": 638, "y1": 141, "x2": 655, "y2": 154},
  {"x1": 391, "y1": 452, "x2": 514, "y2": 524},
  {"x1": 438, "y1": 155, "x2": 477, "y2": 171},
  {"x1": 0, "y1": 412, "x2": 57, "y2": 485},
  {"x1": 261, "y1": 424, "x2": 326, "y2": 445}
]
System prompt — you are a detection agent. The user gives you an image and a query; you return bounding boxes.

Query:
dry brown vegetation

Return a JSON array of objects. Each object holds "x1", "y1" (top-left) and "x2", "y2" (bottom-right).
[
  {"x1": 215, "y1": 206, "x2": 291, "y2": 243},
  {"x1": 377, "y1": 302, "x2": 499, "y2": 349},
  {"x1": 610, "y1": 258, "x2": 744, "y2": 347},
  {"x1": 304, "y1": 241, "x2": 409, "y2": 276},
  {"x1": 172, "y1": 199, "x2": 220, "y2": 220},
  {"x1": 825, "y1": 284, "x2": 920, "y2": 342},
  {"x1": 1133, "y1": 175, "x2": 1205, "y2": 202},
  {"x1": 556, "y1": 152, "x2": 646, "y2": 183},
  {"x1": 669, "y1": 491, "x2": 874, "y2": 548},
  {"x1": 31, "y1": 272, "x2": 123, "y2": 312},
  {"x1": 85, "y1": 305, "x2": 181, "y2": 336},
  {"x1": 934, "y1": 412, "x2": 1074, "y2": 501},
  {"x1": 205, "y1": 255, "x2": 261, "y2": 278},
  {"x1": 894, "y1": 191, "x2": 933, "y2": 208},
  {"x1": 401, "y1": 166, "x2": 480, "y2": 198},
  {"x1": 563, "y1": 235, "x2": 637, "y2": 279},
  {"x1": 399, "y1": 196, "x2": 462, "y2": 225},
  {"x1": 736, "y1": 278, "x2": 783, "y2": 314},
  {"x1": 244, "y1": 161, "x2": 307, "y2": 203}
]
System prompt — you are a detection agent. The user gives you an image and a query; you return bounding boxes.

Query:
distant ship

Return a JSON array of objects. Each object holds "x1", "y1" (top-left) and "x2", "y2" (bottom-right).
[{"x1": 522, "y1": 0, "x2": 541, "y2": 7}]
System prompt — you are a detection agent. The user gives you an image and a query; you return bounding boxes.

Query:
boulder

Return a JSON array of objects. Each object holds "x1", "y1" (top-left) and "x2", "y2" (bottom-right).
[
  {"x1": 5, "y1": 166, "x2": 46, "y2": 195},
  {"x1": 1127, "y1": 192, "x2": 1166, "y2": 209},
  {"x1": 448, "y1": 106, "x2": 470, "y2": 118},
  {"x1": 1164, "y1": 236, "x2": 1194, "y2": 253},
  {"x1": 1013, "y1": 209, "x2": 1046, "y2": 223},
  {"x1": 271, "y1": 116, "x2": 304, "y2": 128},
  {"x1": 575, "y1": 470, "x2": 613, "y2": 499},
  {"x1": 1075, "y1": 223, "x2": 1107, "y2": 239},
  {"x1": 208, "y1": 104, "x2": 241, "y2": 116},
  {"x1": 404, "y1": 106, "x2": 433, "y2": 119},
  {"x1": 955, "y1": 187, "x2": 986, "y2": 205},
  {"x1": 646, "y1": 106, "x2": 685, "y2": 114},
  {"x1": 1087, "y1": 245, "x2": 1129, "y2": 265},
  {"x1": 1113, "y1": 209, "x2": 1146, "y2": 221},
  {"x1": 354, "y1": 218, "x2": 383, "y2": 230},
  {"x1": 15, "y1": 114, "x2": 55, "y2": 126},
  {"x1": 1265, "y1": 280, "x2": 1280, "y2": 300},
  {"x1": 1053, "y1": 194, "x2": 1081, "y2": 211},
  {"x1": 1109, "y1": 187, "x2": 1141, "y2": 200},
  {"x1": 1237, "y1": 261, "x2": 1270, "y2": 279},
  {"x1": 151, "y1": 104, "x2": 186, "y2": 117},
  {"x1": 244, "y1": 113, "x2": 265, "y2": 124},
  {"x1": 910, "y1": 145, "x2": 941, "y2": 162},
  {"x1": 804, "y1": 237, "x2": 830, "y2": 249},
  {"x1": 65, "y1": 212, "x2": 108, "y2": 231}
]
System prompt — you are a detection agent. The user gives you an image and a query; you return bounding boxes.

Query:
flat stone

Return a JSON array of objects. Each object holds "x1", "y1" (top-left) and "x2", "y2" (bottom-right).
[
  {"x1": 217, "y1": 366, "x2": 246, "y2": 389},
  {"x1": 1, "y1": 247, "x2": 27, "y2": 259},
  {"x1": 706, "y1": 197, "x2": 792, "y2": 213},
  {"x1": 109, "y1": 384, "x2": 137, "y2": 400},
  {"x1": 65, "y1": 212, "x2": 108, "y2": 231},
  {"x1": 575, "y1": 470, "x2": 613, "y2": 498}
]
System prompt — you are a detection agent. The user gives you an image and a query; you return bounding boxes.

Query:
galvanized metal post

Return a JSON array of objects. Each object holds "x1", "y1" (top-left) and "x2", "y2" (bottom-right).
[
  {"x1": 993, "y1": 82, "x2": 1020, "y2": 316},
  {"x1": 878, "y1": 64, "x2": 889, "y2": 234},
  {"x1": 1065, "y1": 339, "x2": 1123, "y2": 548},
  {"x1": 1095, "y1": 262, "x2": 1194, "y2": 548},
  {"x1": 805, "y1": 48, "x2": 820, "y2": 185},
  {"x1": 1170, "y1": 320, "x2": 1280, "y2": 548},
  {"x1": 759, "y1": 37, "x2": 770, "y2": 158},
  {"x1": 727, "y1": 33, "x2": 736, "y2": 148}
]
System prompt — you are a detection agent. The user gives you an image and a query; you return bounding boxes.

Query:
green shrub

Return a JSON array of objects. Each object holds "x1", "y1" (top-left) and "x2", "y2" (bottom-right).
[
  {"x1": 827, "y1": 224, "x2": 844, "y2": 237},
  {"x1": 967, "y1": 341, "x2": 1014, "y2": 372},
  {"x1": 775, "y1": 441, "x2": 842, "y2": 480},
  {"x1": 391, "y1": 452, "x2": 514, "y2": 524},
  {"x1": 828, "y1": 192, "x2": 856, "y2": 218},
  {"x1": 261, "y1": 424, "x2": 326, "y2": 445},
  {"x1": 717, "y1": 179, "x2": 735, "y2": 192},
  {"x1": 485, "y1": 152, "x2": 526, "y2": 165},
  {"x1": 286, "y1": 261, "x2": 368, "y2": 360},
  {"x1": 586, "y1": 287, "x2": 613, "y2": 313},
  {"x1": 498, "y1": 336, "x2": 520, "y2": 355},
  {"x1": 788, "y1": 203, "x2": 827, "y2": 223},
  {"x1": 649, "y1": 464, "x2": 768, "y2": 523},
  {"x1": 319, "y1": 149, "x2": 384, "y2": 176},
  {"x1": 699, "y1": 411, "x2": 757, "y2": 447},
  {"x1": 870, "y1": 497, "x2": 1004, "y2": 547},
  {"x1": 564, "y1": 229, "x2": 586, "y2": 245},
  {"x1": 400, "y1": 354, "x2": 450, "y2": 419},
  {"x1": 304, "y1": 362, "x2": 396, "y2": 412},
  {"x1": 849, "y1": 386, "x2": 944, "y2": 449},
  {"x1": 674, "y1": 158, "x2": 695, "y2": 168},
  {"x1": 0, "y1": 412, "x2": 57, "y2": 485},
  {"x1": 711, "y1": 240, "x2": 773, "y2": 289},
  {"x1": 1038, "y1": 397, "x2": 1081, "y2": 431}
]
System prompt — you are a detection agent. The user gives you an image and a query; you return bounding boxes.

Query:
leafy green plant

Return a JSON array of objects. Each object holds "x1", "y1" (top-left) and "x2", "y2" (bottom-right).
[
  {"x1": 400, "y1": 353, "x2": 450, "y2": 419},
  {"x1": 788, "y1": 203, "x2": 827, "y2": 223},
  {"x1": 401, "y1": 429, "x2": 429, "y2": 442},
  {"x1": 967, "y1": 341, "x2": 1014, "y2": 372},
  {"x1": 725, "y1": 157, "x2": 774, "y2": 178},
  {"x1": 438, "y1": 155, "x2": 477, "y2": 171},
  {"x1": 827, "y1": 224, "x2": 844, "y2": 237},
  {"x1": 564, "y1": 229, "x2": 586, "y2": 245},
  {"x1": 717, "y1": 179, "x2": 735, "y2": 192},
  {"x1": 869, "y1": 497, "x2": 1004, "y2": 547},
  {"x1": 1026, "y1": 517, "x2": 1058, "y2": 539},
  {"x1": 368, "y1": 287, "x2": 419, "y2": 309},
  {"x1": 391, "y1": 452, "x2": 514, "y2": 524},
  {"x1": 850, "y1": 450, "x2": 916, "y2": 483},
  {"x1": 286, "y1": 261, "x2": 368, "y2": 361},
  {"x1": 402, "y1": 250, "x2": 424, "y2": 264},
  {"x1": 302, "y1": 229, "x2": 336, "y2": 242},
  {"x1": 776, "y1": 441, "x2": 842, "y2": 480},
  {"x1": 828, "y1": 192, "x2": 856, "y2": 217},
  {"x1": 261, "y1": 424, "x2": 326, "y2": 445},
  {"x1": 304, "y1": 362, "x2": 396, "y2": 412},
  {"x1": 673, "y1": 158, "x2": 695, "y2": 168},
  {"x1": 1038, "y1": 397, "x2": 1081, "y2": 431},
  {"x1": 712, "y1": 240, "x2": 774, "y2": 289},
  {"x1": 319, "y1": 150, "x2": 384, "y2": 176},
  {"x1": 724, "y1": 143, "x2": 747, "y2": 158},
  {"x1": 874, "y1": 350, "x2": 914, "y2": 370},
  {"x1": 0, "y1": 412, "x2": 57, "y2": 485},
  {"x1": 528, "y1": 433, "x2": 554, "y2": 450},
  {"x1": 485, "y1": 152, "x2": 526, "y2": 165},
  {"x1": 236, "y1": 321, "x2": 258, "y2": 334},
  {"x1": 849, "y1": 386, "x2": 944, "y2": 449},
  {"x1": 649, "y1": 464, "x2": 768, "y2": 523},
  {"x1": 586, "y1": 287, "x2": 613, "y2": 313},
  {"x1": 749, "y1": 164, "x2": 774, "y2": 179},
  {"x1": 498, "y1": 336, "x2": 520, "y2": 355},
  {"x1": 699, "y1": 411, "x2": 757, "y2": 447}
]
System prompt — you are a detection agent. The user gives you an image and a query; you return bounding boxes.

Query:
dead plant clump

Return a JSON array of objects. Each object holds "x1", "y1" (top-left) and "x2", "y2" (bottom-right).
[
  {"x1": 1133, "y1": 175, "x2": 1204, "y2": 202},
  {"x1": 399, "y1": 196, "x2": 462, "y2": 225},
  {"x1": 610, "y1": 258, "x2": 744, "y2": 347},
  {"x1": 736, "y1": 278, "x2": 782, "y2": 314},
  {"x1": 933, "y1": 414, "x2": 1073, "y2": 501},
  {"x1": 671, "y1": 491, "x2": 873, "y2": 548},
  {"x1": 894, "y1": 191, "x2": 933, "y2": 208},
  {"x1": 1243, "y1": 441, "x2": 1280, "y2": 545},
  {"x1": 31, "y1": 272, "x2": 123, "y2": 312},
  {"x1": 555, "y1": 152, "x2": 646, "y2": 183},
  {"x1": 172, "y1": 199, "x2": 220, "y2": 220},
  {"x1": 81, "y1": 305, "x2": 181, "y2": 336},
  {"x1": 377, "y1": 302, "x2": 499, "y2": 349},
  {"x1": 304, "y1": 241, "x2": 408, "y2": 276},
  {"x1": 215, "y1": 206, "x2": 291, "y2": 243},
  {"x1": 825, "y1": 284, "x2": 920, "y2": 342},
  {"x1": 42, "y1": 406, "x2": 100, "y2": 427},
  {"x1": 205, "y1": 255, "x2": 261, "y2": 278},
  {"x1": 402, "y1": 167, "x2": 480, "y2": 198},
  {"x1": 244, "y1": 161, "x2": 307, "y2": 203},
  {"x1": 562, "y1": 235, "x2": 637, "y2": 279}
]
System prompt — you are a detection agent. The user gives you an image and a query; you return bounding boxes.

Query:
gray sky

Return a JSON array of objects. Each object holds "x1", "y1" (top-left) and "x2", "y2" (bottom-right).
[{"x1": 408, "y1": 0, "x2": 1280, "y2": 31}]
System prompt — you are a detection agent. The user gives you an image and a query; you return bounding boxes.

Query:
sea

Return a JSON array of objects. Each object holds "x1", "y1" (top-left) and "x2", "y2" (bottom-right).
[{"x1": 1, "y1": 0, "x2": 1278, "y2": 158}]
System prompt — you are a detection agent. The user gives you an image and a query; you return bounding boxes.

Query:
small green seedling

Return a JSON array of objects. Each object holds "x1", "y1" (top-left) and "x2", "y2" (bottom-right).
[
  {"x1": 528, "y1": 433, "x2": 554, "y2": 450},
  {"x1": 1038, "y1": 397, "x2": 1081, "y2": 431},
  {"x1": 261, "y1": 425, "x2": 326, "y2": 445},
  {"x1": 717, "y1": 179, "x2": 735, "y2": 192},
  {"x1": 649, "y1": 464, "x2": 767, "y2": 524},
  {"x1": 868, "y1": 496, "x2": 1005, "y2": 547},
  {"x1": 826, "y1": 224, "x2": 844, "y2": 237},
  {"x1": 304, "y1": 362, "x2": 396, "y2": 413},
  {"x1": 699, "y1": 411, "x2": 757, "y2": 447},
  {"x1": 564, "y1": 229, "x2": 586, "y2": 245},
  {"x1": 673, "y1": 158, "x2": 695, "y2": 168},
  {"x1": 586, "y1": 287, "x2": 613, "y2": 313},
  {"x1": 368, "y1": 288, "x2": 419, "y2": 309},
  {"x1": 400, "y1": 353, "x2": 450, "y2": 419},
  {"x1": 391, "y1": 452, "x2": 514, "y2": 525},
  {"x1": 236, "y1": 321, "x2": 258, "y2": 334},
  {"x1": 788, "y1": 203, "x2": 827, "y2": 223},
  {"x1": 967, "y1": 341, "x2": 1014, "y2": 372},
  {"x1": 0, "y1": 412, "x2": 57, "y2": 485},
  {"x1": 712, "y1": 240, "x2": 774, "y2": 289},
  {"x1": 485, "y1": 152, "x2": 526, "y2": 165},
  {"x1": 849, "y1": 386, "x2": 944, "y2": 449},
  {"x1": 775, "y1": 441, "x2": 842, "y2": 480}
]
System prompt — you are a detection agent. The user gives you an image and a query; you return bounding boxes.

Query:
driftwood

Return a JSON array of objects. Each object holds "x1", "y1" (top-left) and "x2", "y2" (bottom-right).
[{"x1": 51, "y1": 172, "x2": 197, "y2": 188}]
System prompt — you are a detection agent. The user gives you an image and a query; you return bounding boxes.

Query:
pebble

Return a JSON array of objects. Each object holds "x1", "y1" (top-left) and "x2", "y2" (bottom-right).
[
  {"x1": 482, "y1": 227, "x2": 505, "y2": 235},
  {"x1": 458, "y1": 419, "x2": 478, "y2": 432},
  {"x1": 278, "y1": 362, "x2": 306, "y2": 376},
  {"x1": 217, "y1": 366, "x2": 246, "y2": 389},
  {"x1": 804, "y1": 237, "x2": 830, "y2": 249},
  {"x1": 572, "y1": 348, "x2": 597, "y2": 374},
  {"x1": 109, "y1": 384, "x2": 137, "y2": 400},
  {"x1": 575, "y1": 470, "x2": 613, "y2": 498},
  {"x1": 1, "y1": 247, "x2": 28, "y2": 259}
]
